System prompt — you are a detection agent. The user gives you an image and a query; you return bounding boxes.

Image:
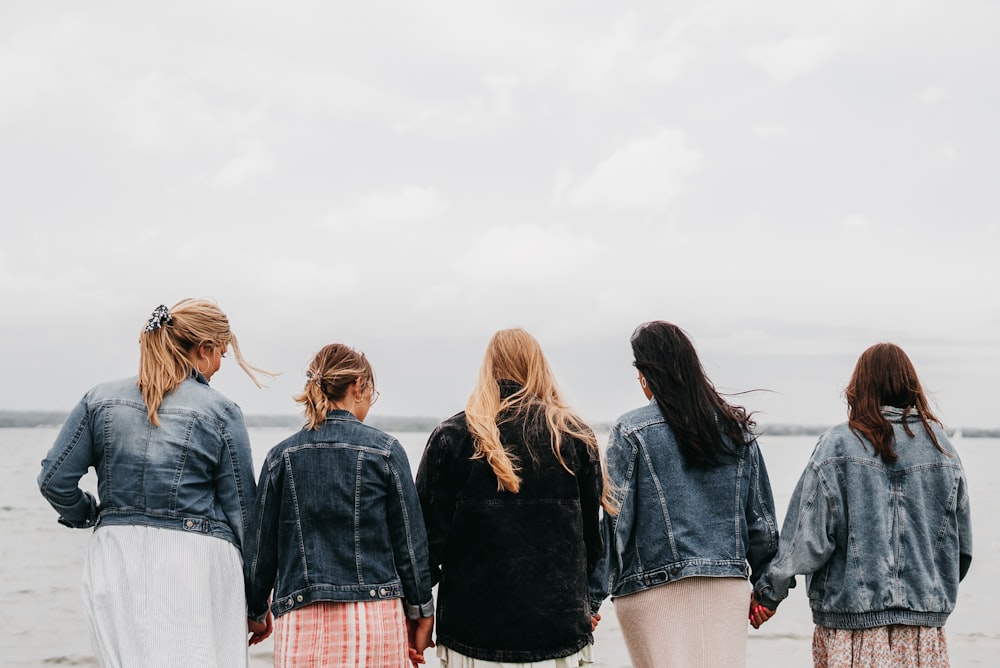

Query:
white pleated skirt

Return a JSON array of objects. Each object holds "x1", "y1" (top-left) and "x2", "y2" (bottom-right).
[
  {"x1": 82, "y1": 525, "x2": 249, "y2": 668},
  {"x1": 612, "y1": 576, "x2": 749, "y2": 668}
]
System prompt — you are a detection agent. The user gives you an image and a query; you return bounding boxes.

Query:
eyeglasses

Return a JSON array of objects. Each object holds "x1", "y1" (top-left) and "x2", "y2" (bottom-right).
[{"x1": 370, "y1": 388, "x2": 380, "y2": 405}]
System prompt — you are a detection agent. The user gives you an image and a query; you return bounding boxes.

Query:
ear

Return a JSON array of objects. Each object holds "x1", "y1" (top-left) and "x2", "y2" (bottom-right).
[{"x1": 197, "y1": 342, "x2": 214, "y2": 359}]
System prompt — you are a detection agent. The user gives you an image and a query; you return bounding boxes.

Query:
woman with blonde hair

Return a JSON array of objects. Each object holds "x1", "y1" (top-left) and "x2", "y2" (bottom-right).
[
  {"x1": 416, "y1": 328, "x2": 609, "y2": 666},
  {"x1": 752, "y1": 343, "x2": 972, "y2": 667},
  {"x1": 244, "y1": 343, "x2": 435, "y2": 668},
  {"x1": 38, "y1": 298, "x2": 274, "y2": 666}
]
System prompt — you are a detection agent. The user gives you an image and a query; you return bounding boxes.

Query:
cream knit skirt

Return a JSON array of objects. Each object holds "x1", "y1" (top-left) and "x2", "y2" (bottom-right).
[{"x1": 612, "y1": 576, "x2": 749, "y2": 668}]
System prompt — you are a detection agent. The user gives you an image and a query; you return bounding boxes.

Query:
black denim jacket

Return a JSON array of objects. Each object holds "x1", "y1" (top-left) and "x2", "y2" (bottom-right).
[{"x1": 415, "y1": 381, "x2": 603, "y2": 662}]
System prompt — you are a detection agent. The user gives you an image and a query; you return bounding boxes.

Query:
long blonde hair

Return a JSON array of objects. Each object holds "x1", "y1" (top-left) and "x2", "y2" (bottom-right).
[
  {"x1": 137, "y1": 299, "x2": 273, "y2": 426},
  {"x1": 295, "y1": 344, "x2": 374, "y2": 430},
  {"x1": 466, "y1": 328, "x2": 604, "y2": 499}
]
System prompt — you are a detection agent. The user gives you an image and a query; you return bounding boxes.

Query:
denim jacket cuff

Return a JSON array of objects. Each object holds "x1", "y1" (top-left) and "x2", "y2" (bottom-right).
[
  {"x1": 405, "y1": 599, "x2": 435, "y2": 619},
  {"x1": 248, "y1": 608, "x2": 269, "y2": 624}
]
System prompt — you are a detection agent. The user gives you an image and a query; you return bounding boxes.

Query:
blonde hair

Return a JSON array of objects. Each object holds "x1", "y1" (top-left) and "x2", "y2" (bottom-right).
[
  {"x1": 295, "y1": 344, "x2": 374, "y2": 430},
  {"x1": 466, "y1": 329, "x2": 612, "y2": 510},
  {"x1": 137, "y1": 299, "x2": 274, "y2": 426}
]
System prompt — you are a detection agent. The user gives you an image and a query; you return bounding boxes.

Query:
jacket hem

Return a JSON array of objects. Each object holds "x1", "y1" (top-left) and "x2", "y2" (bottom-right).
[
  {"x1": 437, "y1": 634, "x2": 591, "y2": 663},
  {"x1": 270, "y1": 582, "x2": 407, "y2": 618},
  {"x1": 612, "y1": 561, "x2": 749, "y2": 598},
  {"x1": 812, "y1": 608, "x2": 951, "y2": 629},
  {"x1": 96, "y1": 510, "x2": 239, "y2": 548}
]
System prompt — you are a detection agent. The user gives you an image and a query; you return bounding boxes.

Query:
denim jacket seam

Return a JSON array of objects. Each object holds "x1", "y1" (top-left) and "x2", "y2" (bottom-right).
[
  {"x1": 354, "y1": 450, "x2": 364, "y2": 583},
  {"x1": 283, "y1": 455, "x2": 310, "y2": 586}
]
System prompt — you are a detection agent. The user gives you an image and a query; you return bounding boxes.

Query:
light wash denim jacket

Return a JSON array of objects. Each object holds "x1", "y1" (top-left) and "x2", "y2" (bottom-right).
[
  {"x1": 243, "y1": 410, "x2": 434, "y2": 622},
  {"x1": 37, "y1": 374, "x2": 255, "y2": 549},
  {"x1": 754, "y1": 408, "x2": 973, "y2": 629},
  {"x1": 590, "y1": 400, "x2": 778, "y2": 611}
]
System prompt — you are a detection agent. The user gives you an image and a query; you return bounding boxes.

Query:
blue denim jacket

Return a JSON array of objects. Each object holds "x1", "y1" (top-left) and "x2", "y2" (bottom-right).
[
  {"x1": 243, "y1": 410, "x2": 434, "y2": 622},
  {"x1": 754, "y1": 408, "x2": 973, "y2": 629},
  {"x1": 590, "y1": 400, "x2": 778, "y2": 610},
  {"x1": 37, "y1": 374, "x2": 255, "y2": 549}
]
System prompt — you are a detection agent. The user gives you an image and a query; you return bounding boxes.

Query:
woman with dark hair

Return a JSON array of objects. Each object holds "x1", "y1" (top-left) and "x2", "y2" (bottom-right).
[
  {"x1": 416, "y1": 328, "x2": 611, "y2": 667},
  {"x1": 243, "y1": 343, "x2": 435, "y2": 667},
  {"x1": 752, "y1": 343, "x2": 972, "y2": 667},
  {"x1": 590, "y1": 320, "x2": 778, "y2": 668}
]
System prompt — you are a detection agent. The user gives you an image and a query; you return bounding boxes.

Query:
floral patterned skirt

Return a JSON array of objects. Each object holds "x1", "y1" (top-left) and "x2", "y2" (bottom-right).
[{"x1": 813, "y1": 624, "x2": 949, "y2": 668}]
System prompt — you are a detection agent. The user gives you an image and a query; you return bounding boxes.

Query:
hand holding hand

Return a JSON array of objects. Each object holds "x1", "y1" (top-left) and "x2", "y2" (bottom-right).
[
  {"x1": 247, "y1": 610, "x2": 274, "y2": 646},
  {"x1": 407, "y1": 616, "x2": 435, "y2": 667},
  {"x1": 748, "y1": 592, "x2": 775, "y2": 629},
  {"x1": 591, "y1": 613, "x2": 602, "y2": 632}
]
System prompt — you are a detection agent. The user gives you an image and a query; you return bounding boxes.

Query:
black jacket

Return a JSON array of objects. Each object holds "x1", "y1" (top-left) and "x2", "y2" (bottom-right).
[{"x1": 415, "y1": 382, "x2": 603, "y2": 662}]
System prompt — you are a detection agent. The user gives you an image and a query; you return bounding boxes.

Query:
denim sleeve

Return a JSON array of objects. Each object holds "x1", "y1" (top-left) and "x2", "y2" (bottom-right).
[
  {"x1": 745, "y1": 439, "x2": 779, "y2": 584},
  {"x1": 588, "y1": 424, "x2": 634, "y2": 613},
  {"x1": 244, "y1": 457, "x2": 280, "y2": 622},
  {"x1": 215, "y1": 407, "x2": 256, "y2": 548},
  {"x1": 957, "y1": 465, "x2": 973, "y2": 581},
  {"x1": 754, "y1": 460, "x2": 836, "y2": 610},
  {"x1": 386, "y1": 440, "x2": 434, "y2": 619},
  {"x1": 37, "y1": 397, "x2": 99, "y2": 528},
  {"x1": 415, "y1": 426, "x2": 454, "y2": 588}
]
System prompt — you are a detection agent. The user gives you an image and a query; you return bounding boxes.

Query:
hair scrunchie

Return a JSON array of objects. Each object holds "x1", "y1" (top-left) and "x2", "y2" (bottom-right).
[{"x1": 144, "y1": 304, "x2": 173, "y2": 333}]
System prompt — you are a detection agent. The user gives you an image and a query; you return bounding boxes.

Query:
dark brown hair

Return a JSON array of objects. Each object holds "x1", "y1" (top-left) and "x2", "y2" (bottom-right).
[
  {"x1": 845, "y1": 342, "x2": 943, "y2": 463},
  {"x1": 630, "y1": 321, "x2": 755, "y2": 469}
]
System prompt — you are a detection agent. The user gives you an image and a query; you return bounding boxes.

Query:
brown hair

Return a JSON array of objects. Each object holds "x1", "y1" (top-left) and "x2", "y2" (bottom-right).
[
  {"x1": 137, "y1": 299, "x2": 273, "y2": 426},
  {"x1": 296, "y1": 344, "x2": 374, "y2": 430},
  {"x1": 845, "y1": 342, "x2": 944, "y2": 463}
]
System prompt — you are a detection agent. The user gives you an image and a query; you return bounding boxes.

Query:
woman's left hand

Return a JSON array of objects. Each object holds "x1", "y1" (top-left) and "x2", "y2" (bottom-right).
[{"x1": 248, "y1": 610, "x2": 274, "y2": 646}]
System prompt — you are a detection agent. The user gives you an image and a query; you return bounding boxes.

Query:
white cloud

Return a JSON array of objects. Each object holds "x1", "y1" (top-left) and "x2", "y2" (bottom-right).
[
  {"x1": 322, "y1": 186, "x2": 451, "y2": 229},
  {"x1": 553, "y1": 127, "x2": 704, "y2": 212},
  {"x1": 393, "y1": 74, "x2": 518, "y2": 135},
  {"x1": 744, "y1": 34, "x2": 839, "y2": 82},
  {"x1": 842, "y1": 214, "x2": 870, "y2": 230},
  {"x1": 754, "y1": 124, "x2": 789, "y2": 138},
  {"x1": 214, "y1": 140, "x2": 274, "y2": 189},
  {"x1": 452, "y1": 223, "x2": 601, "y2": 286},
  {"x1": 918, "y1": 86, "x2": 946, "y2": 105}
]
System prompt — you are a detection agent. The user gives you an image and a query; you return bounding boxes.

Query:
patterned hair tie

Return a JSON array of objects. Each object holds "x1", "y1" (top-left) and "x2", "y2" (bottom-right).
[{"x1": 144, "y1": 304, "x2": 173, "y2": 333}]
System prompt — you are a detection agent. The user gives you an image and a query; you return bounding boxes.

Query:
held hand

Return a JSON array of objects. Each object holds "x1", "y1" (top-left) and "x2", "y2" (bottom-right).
[
  {"x1": 591, "y1": 613, "x2": 602, "y2": 632},
  {"x1": 748, "y1": 593, "x2": 775, "y2": 629},
  {"x1": 247, "y1": 610, "x2": 274, "y2": 646},
  {"x1": 407, "y1": 616, "x2": 435, "y2": 667}
]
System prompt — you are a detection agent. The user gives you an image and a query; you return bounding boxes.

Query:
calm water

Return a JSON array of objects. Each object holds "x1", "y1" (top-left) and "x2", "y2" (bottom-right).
[{"x1": 2, "y1": 427, "x2": 997, "y2": 666}]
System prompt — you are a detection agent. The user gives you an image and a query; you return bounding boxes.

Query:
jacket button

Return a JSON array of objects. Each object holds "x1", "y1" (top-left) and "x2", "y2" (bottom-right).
[
  {"x1": 671, "y1": 568, "x2": 680, "y2": 576},
  {"x1": 379, "y1": 588, "x2": 387, "y2": 596},
  {"x1": 296, "y1": 595, "x2": 304, "y2": 602},
  {"x1": 369, "y1": 590, "x2": 376, "y2": 597},
  {"x1": 185, "y1": 520, "x2": 194, "y2": 528}
]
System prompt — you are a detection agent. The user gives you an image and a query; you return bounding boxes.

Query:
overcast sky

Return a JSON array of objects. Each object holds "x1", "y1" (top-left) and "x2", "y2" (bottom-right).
[{"x1": 2, "y1": 1, "x2": 997, "y2": 429}]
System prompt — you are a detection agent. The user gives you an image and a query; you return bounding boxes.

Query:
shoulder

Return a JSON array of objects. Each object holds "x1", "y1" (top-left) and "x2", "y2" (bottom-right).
[
  {"x1": 84, "y1": 376, "x2": 142, "y2": 404},
  {"x1": 429, "y1": 411, "x2": 469, "y2": 442},
  {"x1": 811, "y1": 422, "x2": 869, "y2": 462},
  {"x1": 613, "y1": 402, "x2": 666, "y2": 436}
]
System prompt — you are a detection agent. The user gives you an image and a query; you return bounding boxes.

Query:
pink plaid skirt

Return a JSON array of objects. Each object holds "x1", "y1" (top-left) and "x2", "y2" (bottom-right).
[{"x1": 274, "y1": 599, "x2": 409, "y2": 668}]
